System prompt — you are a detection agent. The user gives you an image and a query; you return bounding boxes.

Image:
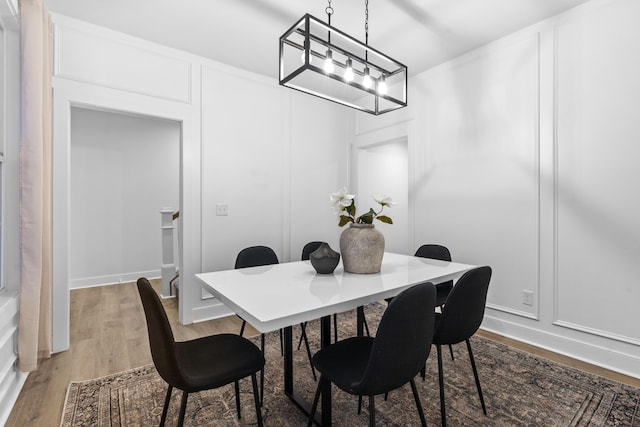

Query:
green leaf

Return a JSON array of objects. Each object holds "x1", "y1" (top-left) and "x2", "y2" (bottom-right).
[
  {"x1": 376, "y1": 215, "x2": 393, "y2": 224},
  {"x1": 358, "y1": 208, "x2": 375, "y2": 224},
  {"x1": 338, "y1": 215, "x2": 354, "y2": 227},
  {"x1": 346, "y1": 201, "x2": 356, "y2": 217}
]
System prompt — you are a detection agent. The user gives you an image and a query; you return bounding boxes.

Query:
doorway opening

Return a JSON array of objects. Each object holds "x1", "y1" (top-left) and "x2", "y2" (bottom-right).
[
  {"x1": 69, "y1": 107, "x2": 180, "y2": 289},
  {"x1": 354, "y1": 137, "x2": 410, "y2": 254}
]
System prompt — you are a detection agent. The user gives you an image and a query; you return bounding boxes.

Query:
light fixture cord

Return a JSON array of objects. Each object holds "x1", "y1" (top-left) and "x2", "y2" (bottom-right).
[
  {"x1": 364, "y1": 0, "x2": 369, "y2": 62},
  {"x1": 326, "y1": 0, "x2": 333, "y2": 44}
]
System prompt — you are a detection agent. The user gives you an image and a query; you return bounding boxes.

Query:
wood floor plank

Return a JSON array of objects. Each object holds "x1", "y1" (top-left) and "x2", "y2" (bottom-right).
[{"x1": 5, "y1": 280, "x2": 639, "y2": 426}]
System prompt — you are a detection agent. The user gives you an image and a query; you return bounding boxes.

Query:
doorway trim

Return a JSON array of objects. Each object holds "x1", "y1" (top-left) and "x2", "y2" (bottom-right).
[
  {"x1": 353, "y1": 120, "x2": 416, "y2": 254},
  {"x1": 51, "y1": 77, "x2": 201, "y2": 352}
]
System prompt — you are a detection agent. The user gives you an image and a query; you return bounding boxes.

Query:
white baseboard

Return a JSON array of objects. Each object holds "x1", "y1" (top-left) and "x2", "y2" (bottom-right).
[
  {"x1": 191, "y1": 301, "x2": 233, "y2": 324},
  {"x1": 70, "y1": 270, "x2": 160, "y2": 289},
  {"x1": 481, "y1": 313, "x2": 640, "y2": 380}
]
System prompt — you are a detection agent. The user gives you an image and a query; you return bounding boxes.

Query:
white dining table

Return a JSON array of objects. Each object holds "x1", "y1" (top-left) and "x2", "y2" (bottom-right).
[{"x1": 195, "y1": 252, "x2": 476, "y2": 426}]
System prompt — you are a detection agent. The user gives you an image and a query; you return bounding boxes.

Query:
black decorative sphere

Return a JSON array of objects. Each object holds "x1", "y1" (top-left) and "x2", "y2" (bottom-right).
[{"x1": 309, "y1": 242, "x2": 340, "y2": 274}]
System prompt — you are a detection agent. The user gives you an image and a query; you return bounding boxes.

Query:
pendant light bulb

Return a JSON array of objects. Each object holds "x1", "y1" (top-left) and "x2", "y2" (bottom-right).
[
  {"x1": 324, "y1": 50, "x2": 334, "y2": 73},
  {"x1": 363, "y1": 67, "x2": 372, "y2": 89},
  {"x1": 377, "y1": 74, "x2": 388, "y2": 95},
  {"x1": 344, "y1": 58, "x2": 354, "y2": 82}
]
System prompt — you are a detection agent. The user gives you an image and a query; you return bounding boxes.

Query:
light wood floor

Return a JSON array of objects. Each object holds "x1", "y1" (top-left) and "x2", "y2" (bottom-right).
[{"x1": 6, "y1": 280, "x2": 639, "y2": 426}]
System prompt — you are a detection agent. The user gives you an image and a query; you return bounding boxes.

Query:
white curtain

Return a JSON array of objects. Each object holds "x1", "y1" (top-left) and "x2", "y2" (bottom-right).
[{"x1": 18, "y1": 0, "x2": 53, "y2": 372}]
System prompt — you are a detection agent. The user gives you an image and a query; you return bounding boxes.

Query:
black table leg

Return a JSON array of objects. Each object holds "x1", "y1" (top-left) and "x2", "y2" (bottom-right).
[
  {"x1": 284, "y1": 317, "x2": 332, "y2": 426},
  {"x1": 320, "y1": 315, "x2": 332, "y2": 426},
  {"x1": 284, "y1": 325, "x2": 293, "y2": 395}
]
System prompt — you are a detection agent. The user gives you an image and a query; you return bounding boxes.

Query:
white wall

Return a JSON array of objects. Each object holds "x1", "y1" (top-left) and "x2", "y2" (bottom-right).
[
  {"x1": 0, "y1": 2, "x2": 26, "y2": 425},
  {"x1": 200, "y1": 67, "x2": 288, "y2": 270},
  {"x1": 554, "y1": 0, "x2": 640, "y2": 347},
  {"x1": 416, "y1": 32, "x2": 540, "y2": 317},
  {"x1": 47, "y1": 0, "x2": 639, "y2": 379},
  {"x1": 354, "y1": 0, "x2": 639, "y2": 378},
  {"x1": 69, "y1": 107, "x2": 180, "y2": 288},
  {"x1": 287, "y1": 92, "x2": 349, "y2": 260},
  {"x1": 50, "y1": 14, "x2": 350, "y2": 335},
  {"x1": 201, "y1": 68, "x2": 349, "y2": 274}
]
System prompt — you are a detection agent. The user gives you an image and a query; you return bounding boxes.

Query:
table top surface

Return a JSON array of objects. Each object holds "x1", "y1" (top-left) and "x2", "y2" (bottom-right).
[{"x1": 195, "y1": 252, "x2": 476, "y2": 333}]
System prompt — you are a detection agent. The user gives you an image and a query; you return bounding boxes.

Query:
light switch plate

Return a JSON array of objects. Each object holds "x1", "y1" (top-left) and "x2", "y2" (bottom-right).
[{"x1": 216, "y1": 204, "x2": 229, "y2": 216}]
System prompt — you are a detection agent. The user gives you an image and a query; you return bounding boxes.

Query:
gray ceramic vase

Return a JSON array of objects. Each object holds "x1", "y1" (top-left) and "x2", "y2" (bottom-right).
[
  {"x1": 309, "y1": 242, "x2": 341, "y2": 274},
  {"x1": 339, "y1": 223, "x2": 385, "y2": 273}
]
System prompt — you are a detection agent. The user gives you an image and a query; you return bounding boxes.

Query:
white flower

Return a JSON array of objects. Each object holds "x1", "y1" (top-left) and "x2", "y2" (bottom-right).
[
  {"x1": 373, "y1": 195, "x2": 396, "y2": 207},
  {"x1": 329, "y1": 189, "x2": 395, "y2": 226},
  {"x1": 330, "y1": 187, "x2": 355, "y2": 212}
]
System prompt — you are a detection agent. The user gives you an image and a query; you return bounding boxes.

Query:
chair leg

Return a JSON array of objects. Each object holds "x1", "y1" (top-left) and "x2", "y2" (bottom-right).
[
  {"x1": 234, "y1": 381, "x2": 241, "y2": 419},
  {"x1": 333, "y1": 314, "x2": 338, "y2": 342},
  {"x1": 279, "y1": 328, "x2": 284, "y2": 356},
  {"x1": 299, "y1": 323, "x2": 310, "y2": 351},
  {"x1": 368, "y1": 395, "x2": 375, "y2": 427},
  {"x1": 302, "y1": 326, "x2": 317, "y2": 381},
  {"x1": 251, "y1": 373, "x2": 264, "y2": 427},
  {"x1": 297, "y1": 322, "x2": 307, "y2": 350},
  {"x1": 160, "y1": 384, "x2": 173, "y2": 427},
  {"x1": 410, "y1": 378, "x2": 428, "y2": 427},
  {"x1": 177, "y1": 391, "x2": 189, "y2": 427},
  {"x1": 363, "y1": 315, "x2": 370, "y2": 337},
  {"x1": 239, "y1": 319, "x2": 246, "y2": 337},
  {"x1": 260, "y1": 333, "x2": 265, "y2": 405},
  {"x1": 439, "y1": 303, "x2": 454, "y2": 361},
  {"x1": 466, "y1": 339, "x2": 487, "y2": 415},
  {"x1": 437, "y1": 344, "x2": 447, "y2": 427},
  {"x1": 307, "y1": 376, "x2": 326, "y2": 427},
  {"x1": 358, "y1": 395, "x2": 363, "y2": 414}
]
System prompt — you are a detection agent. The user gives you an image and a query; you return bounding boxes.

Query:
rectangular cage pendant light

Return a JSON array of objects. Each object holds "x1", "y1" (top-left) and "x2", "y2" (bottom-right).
[{"x1": 279, "y1": 14, "x2": 407, "y2": 115}]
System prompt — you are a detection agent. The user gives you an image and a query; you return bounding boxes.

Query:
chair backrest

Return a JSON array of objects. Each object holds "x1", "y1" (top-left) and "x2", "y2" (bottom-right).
[
  {"x1": 351, "y1": 282, "x2": 436, "y2": 396},
  {"x1": 301, "y1": 241, "x2": 325, "y2": 261},
  {"x1": 414, "y1": 244, "x2": 451, "y2": 262},
  {"x1": 433, "y1": 266, "x2": 492, "y2": 345},
  {"x1": 136, "y1": 278, "x2": 184, "y2": 388},
  {"x1": 415, "y1": 244, "x2": 454, "y2": 300},
  {"x1": 234, "y1": 245, "x2": 279, "y2": 269}
]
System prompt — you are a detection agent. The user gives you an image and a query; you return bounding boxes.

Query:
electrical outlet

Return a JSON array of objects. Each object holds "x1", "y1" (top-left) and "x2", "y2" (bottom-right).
[
  {"x1": 522, "y1": 290, "x2": 534, "y2": 306},
  {"x1": 215, "y1": 204, "x2": 229, "y2": 216}
]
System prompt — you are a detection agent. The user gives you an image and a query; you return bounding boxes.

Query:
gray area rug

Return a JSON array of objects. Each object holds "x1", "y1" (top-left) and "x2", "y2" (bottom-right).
[{"x1": 61, "y1": 303, "x2": 639, "y2": 426}]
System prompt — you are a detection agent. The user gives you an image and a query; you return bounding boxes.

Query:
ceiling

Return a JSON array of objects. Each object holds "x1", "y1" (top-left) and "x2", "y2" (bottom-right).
[{"x1": 44, "y1": 0, "x2": 591, "y2": 78}]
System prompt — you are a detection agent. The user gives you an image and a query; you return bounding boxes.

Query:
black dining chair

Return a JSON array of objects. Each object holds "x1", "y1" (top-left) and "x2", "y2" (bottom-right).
[
  {"x1": 301, "y1": 242, "x2": 339, "y2": 342},
  {"x1": 384, "y1": 244, "x2": 452, "y2": 307},
  {"x1": 297, "y1": 241, "x2": 328, "y2": 380},
  {"x1": 235, "y1": 245, "x2": 280, "y2": 269},
  {"x1": 307, "y1": 282, "x2": 437, "y2": 427},
  {"x1": 414, "y1": 244, "x2": 456, "y2": 362},
  {"x1": 234, "y1": 246, "x2": 320, "y2": 387},
  {"x1": 136, "y1": 278, "x2": 264, "y2": 427},
  {"x1": 300, "y1": 241, "x2": 338, "y2": 342},
  {"x1": 301, "y1": 241, "x2": 371, "y2": 344},
  {"x1": 414, "y1": 244, "x2": 454, "y2": 308},
  {"x1": 301, "y1": 240, "x2": 324, "y2": 261},
  {"x1": 432, "y1": 265, "x2": 492, "y2": 427},
  {"x1": 234, "y1": 245, "x2": 281, "y2": 403},
  {"x1": 234, "y1": 245, "x2": 280, "y2": 337}
]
